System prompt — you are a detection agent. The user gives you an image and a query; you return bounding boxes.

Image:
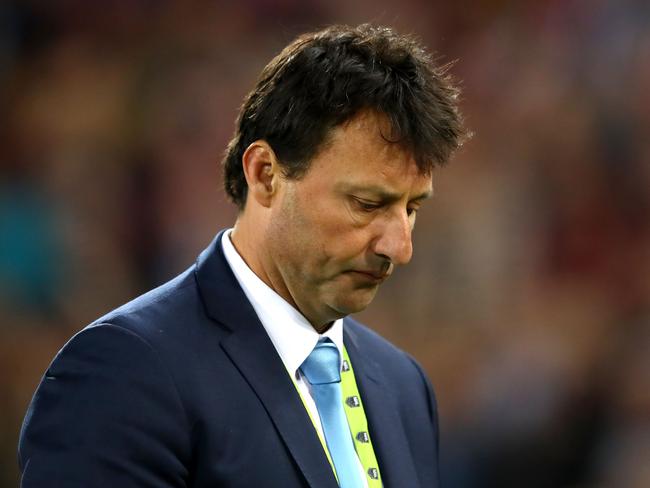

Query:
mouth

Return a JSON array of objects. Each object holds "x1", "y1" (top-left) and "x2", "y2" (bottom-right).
[{"x1": 347, "y1": 269, "x2": 391, "y2": 284}]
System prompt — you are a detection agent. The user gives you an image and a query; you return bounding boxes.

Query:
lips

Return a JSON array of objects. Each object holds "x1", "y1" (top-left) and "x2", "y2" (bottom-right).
[
  {"x1": 356, "y1": 270, "x2": 386, "y2": 279},
  {"x1": 348, "y1": 269, "x2": 391, "y2": 282}
]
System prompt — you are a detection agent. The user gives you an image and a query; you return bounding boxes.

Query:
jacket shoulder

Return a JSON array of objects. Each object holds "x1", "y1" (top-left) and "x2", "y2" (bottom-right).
[{"x1": 92, "y1": 266, "x2": 198, "y2": 334}]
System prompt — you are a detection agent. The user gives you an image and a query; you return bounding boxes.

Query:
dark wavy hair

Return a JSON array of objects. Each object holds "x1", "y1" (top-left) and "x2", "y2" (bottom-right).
[{"x1": 222, "y1": 24, "x2": 467, "y2": 208}]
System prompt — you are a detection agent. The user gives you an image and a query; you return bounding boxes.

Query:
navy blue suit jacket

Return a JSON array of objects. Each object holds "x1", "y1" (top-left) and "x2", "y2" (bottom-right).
[{"x1": 19, "y1": 232, "x2": 440, "y2": 487}]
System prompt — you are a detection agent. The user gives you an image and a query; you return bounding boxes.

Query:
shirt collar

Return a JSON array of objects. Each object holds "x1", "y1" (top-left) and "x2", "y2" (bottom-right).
[{"x1": 221, "y1": 228, "x2": 344, "y2": 377}]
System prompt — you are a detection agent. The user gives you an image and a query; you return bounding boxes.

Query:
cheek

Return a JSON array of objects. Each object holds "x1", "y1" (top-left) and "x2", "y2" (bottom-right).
[
  {"x1": 321, "y1": 228, "x2": 372, "y2": 267},
  {"x1": 291, "y1": 191, "x2": 370, "y2": 263},
  {"x1": 276, "y1": 201, "x2": 329, "y2": 267}
]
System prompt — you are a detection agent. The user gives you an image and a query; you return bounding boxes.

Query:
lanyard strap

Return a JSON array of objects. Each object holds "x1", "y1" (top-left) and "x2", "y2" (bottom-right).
[
  {"x1": 289, "y1": 345, "x2": 383, "y2": 486},
  {"x1": 340, "y1": 346, "x2": 383, "y2": 486}
]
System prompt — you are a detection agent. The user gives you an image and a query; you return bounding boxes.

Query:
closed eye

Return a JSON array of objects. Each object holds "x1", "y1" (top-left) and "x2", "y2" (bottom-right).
[{"x1": 354, "y1": 197, "x2": 382, "y2": 212}]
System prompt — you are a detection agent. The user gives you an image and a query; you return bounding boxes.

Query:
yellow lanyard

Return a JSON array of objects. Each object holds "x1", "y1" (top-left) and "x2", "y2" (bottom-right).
[{"x1": 290, "y1": 345, "x2": 383, "y2": 486}]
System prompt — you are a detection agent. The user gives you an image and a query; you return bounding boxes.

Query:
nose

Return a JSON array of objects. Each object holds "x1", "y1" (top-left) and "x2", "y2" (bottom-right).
[{"x1": 372, "y1": 211, "x2": 413, "y2": 266}]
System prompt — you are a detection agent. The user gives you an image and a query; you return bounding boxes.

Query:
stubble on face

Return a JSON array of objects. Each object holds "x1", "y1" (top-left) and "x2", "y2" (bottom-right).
[{"x1": 264, "y1": 181, "x2": 356, "y2": 329}]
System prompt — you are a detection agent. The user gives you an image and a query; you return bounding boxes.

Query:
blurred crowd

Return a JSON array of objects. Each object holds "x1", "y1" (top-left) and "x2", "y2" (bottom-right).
[{"x1": 1, "y1": 1, "x2": 648, "y2": 486}]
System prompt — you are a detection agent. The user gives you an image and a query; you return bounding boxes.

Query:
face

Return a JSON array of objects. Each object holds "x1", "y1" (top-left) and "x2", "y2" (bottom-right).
[{"x1": 264, "y1": 111, "x2": 433, "y2": 328}]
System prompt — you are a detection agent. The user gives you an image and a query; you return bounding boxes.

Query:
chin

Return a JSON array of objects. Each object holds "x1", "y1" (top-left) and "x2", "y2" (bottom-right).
[{"x1": 332, "y1": 293, "x2": 377, "y2": 316}]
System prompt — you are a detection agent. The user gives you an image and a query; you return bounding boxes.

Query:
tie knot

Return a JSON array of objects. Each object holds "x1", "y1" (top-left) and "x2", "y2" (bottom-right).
[{"x1": 300, "y1": 341, "x2": 341, "y2": 385}]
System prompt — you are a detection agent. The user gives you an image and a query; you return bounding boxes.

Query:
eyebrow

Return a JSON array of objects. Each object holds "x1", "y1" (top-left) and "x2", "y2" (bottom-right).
[{"x1": 337, "y1": 183, "x2": 434, "y2": 202}]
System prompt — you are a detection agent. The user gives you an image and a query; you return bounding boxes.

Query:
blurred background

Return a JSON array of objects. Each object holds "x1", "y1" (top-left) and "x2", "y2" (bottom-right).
[{"x1": 1, "y1": 0, "x2": 648, "y2": 486}]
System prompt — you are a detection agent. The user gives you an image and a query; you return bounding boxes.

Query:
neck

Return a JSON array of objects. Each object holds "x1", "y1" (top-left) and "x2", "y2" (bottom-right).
[{"x1": 314, "y1": 321, "x2": 335, "y2": 334}]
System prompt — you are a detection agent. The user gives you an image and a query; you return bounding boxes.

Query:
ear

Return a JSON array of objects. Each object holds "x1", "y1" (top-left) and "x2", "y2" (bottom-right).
[{"x1": 241, "y1": 140, "x2": 282, "y2": 208}]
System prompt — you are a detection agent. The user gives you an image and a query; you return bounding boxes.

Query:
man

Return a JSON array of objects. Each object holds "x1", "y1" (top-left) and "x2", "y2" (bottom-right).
[{"x1": 19, "y1": 24, "x2": 465, "y2": 487}]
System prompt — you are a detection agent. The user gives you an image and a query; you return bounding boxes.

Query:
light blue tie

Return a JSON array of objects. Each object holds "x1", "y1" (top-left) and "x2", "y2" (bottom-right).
[{"x1": 300, "y1": 340, "x2": 365, "y2": 488}]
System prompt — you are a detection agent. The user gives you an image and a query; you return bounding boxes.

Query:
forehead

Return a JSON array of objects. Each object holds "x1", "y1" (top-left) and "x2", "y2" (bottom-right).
[
  {"x1": 328, "y1": 110, "x2": 409, "y2": 158},
  {"x1": 306, "y1": 111, "x2": 433, "y2": 195}
]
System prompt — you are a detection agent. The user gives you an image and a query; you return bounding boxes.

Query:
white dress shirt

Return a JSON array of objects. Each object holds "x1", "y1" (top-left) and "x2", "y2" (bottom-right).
[{"x1": 222, "y1": 229, "x2": 369, "y2": 486}]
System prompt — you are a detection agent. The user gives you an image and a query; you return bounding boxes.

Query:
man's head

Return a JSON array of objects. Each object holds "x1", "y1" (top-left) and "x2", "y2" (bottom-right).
[
  {"x1": 224, "y1": 24, "x2": 467, "y2": 329},
  {"x1": 223, "y1": 23, "x2": 465, "y2": 208}
]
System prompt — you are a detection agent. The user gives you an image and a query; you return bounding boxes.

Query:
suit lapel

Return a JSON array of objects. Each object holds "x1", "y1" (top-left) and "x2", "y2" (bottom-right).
[
  {"x1": 344, "y1": 322, "x2": 421, "y2": 488},
  {"x1": 195, "y1": 232, "x2": 338, "y2": 488}
]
